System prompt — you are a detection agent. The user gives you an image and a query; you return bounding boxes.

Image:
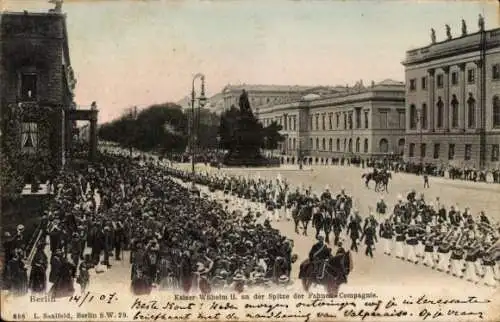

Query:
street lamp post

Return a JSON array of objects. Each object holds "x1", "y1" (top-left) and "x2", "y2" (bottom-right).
[
  {"x1": 416, "y1": 107, "x2": 423, "y2": 175},
  {"x1": 190, "y1": 73, "x2": 207, "y2": 184}
]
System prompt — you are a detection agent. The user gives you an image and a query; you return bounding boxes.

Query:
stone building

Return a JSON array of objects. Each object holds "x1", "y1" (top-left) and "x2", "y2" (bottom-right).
[
  {"x1": 217, "y1": 84, "x2": 347, "y2": 116},
  {"x1": 256, "y1": 80, "x2": 406, "y2": 163},
  {"x1": 402, "y1": 18, "x2": 500, "y2": 169},
  {"x1": 0, "y1": 9, "x2": 98, "y2": 181}
]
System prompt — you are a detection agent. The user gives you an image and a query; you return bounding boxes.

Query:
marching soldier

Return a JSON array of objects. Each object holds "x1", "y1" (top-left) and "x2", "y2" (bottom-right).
[
  {"x1": 449, "y1": 242, "x2": 464, "y2": 278},
  {"x1": 376, "y1": 196, "x2": 387, "y2": 216},
  {"x1": 347, "y1": 215, "x2": 361, "y2": 252},
  {"x1": 422, "y1": 232, "x2": 436, "y2": 268},
  {"x1": 464, "y1": 242, "x2": 480, "y2": 283},
  {"x1": 379, "y1": 220, "x2": 393, "y2": 256},
  {"x1": 360, "y1": 222, "x2": 377, "y2": 258},
  {"x1": 394, "y1": 217, "x2": 406, "y2": 259}
]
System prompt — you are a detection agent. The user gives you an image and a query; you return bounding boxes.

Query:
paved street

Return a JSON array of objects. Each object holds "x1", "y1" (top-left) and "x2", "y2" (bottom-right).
[
  {"x1": 170, "y1": 163, "x2": 500, "y2": 298},
  {"x1": 10, "y1": 162, "x2": 500, "y2": 300}
]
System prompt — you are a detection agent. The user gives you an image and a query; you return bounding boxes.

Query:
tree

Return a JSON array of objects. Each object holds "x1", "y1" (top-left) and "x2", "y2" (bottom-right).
[
  {"x1": 262, "y1": 121, "x2": 284, "y2": 150},
  {"x1": 98, "y1": 102, "x2": 219, "y2": 154}
]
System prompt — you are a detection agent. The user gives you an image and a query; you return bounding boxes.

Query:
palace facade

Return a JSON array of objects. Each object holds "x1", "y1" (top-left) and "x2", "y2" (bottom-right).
[
  {"x1": 0, "y1": 9, "x2": 98, "y2": 181},
  {"x1": 402, "y1": 20, "x2": 500, "y2": 169},
  {"x1": 206, "y1": 84, "x2": 348, "y2": 115},
  {"x1": 256, "y1": 80, "x2": 406, "y2": 161}
]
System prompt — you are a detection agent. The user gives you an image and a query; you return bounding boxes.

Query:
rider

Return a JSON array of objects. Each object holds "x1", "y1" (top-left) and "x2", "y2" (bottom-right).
[
  {"x1": 309, "y1": 235, "x2": 328, "y2": 261},
  {"x1": 321, "y1": 186, "x2": 332, "y2": 201}
]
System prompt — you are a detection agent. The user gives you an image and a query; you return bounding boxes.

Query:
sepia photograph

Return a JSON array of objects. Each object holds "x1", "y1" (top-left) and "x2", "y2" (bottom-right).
[{"x1": 1, "y1": 0, "x2": 500, "y2": 321}]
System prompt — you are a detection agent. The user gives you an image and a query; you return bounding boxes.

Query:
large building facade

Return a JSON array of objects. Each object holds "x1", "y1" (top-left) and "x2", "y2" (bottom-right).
[
  {"x1": 256, "y1": 80, "x2": 406, "y2": 162},
  {"x1": 207, "y1": 84, "x2": 348, "y2": 115},
  {"x1": 402, "y1": 21, "x2": 500, "y2": 169},
  {"x1": 1, "y1": 9, "x2": 98, "y2": 181}
]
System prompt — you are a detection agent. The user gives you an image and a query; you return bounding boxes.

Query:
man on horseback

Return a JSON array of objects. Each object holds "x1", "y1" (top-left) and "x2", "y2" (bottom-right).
[
  {"x1": 321, "y1": 186, "x2": 332, "y2": 201},
  {"x1": 299, "y1": 235, "x2": 328, "y2": 279}
]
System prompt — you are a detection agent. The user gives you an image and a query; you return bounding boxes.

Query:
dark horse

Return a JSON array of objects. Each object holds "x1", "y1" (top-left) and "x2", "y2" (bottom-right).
[
  {"x1": 362, "y1": 172, "x2": 392, "y2": 192},
  {"x1": 376, "y1": 172, "x2": 392, "y2": 193},
  {"x1": 361, "y1": 172, "x2": 375, "y2": 188},
  {"x1": 299, "y1": 251, "x2": 352, "y2": 296},
  {"x1": 292, "y1": 204, "x2": 313, "y2": 236}
]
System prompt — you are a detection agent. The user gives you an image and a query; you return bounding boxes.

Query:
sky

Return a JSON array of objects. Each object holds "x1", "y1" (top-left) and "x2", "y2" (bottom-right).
[{"x1": 3, "y1": 0, "x2": 499, "y2": 123}]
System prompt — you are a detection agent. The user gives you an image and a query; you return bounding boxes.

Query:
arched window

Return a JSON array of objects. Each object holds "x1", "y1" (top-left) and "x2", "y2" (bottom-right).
[
  {"x1": 398, "y1": 138, "x2": 405, "y2": 156},
  {"x1": 451, "y1": 94, "x2": 459, "y2": 128},
  {"x1": 309, "y1": 138, "x2": 313, "y2": 149},
  {"x1": 292, "y1": 138, "x2": 296, "y2": 150},
  {"x1": 329, "y1": 138, "x2": 333, "y2": 151},
  {"x1": 410, "y1": 104, "x2": 417, "y2": 129},
  {"x1": 421, "y1": 103, "x2": 427, "y2": 129},
  {"x1": 356, "y1": 137, "x2": 360, "y2": 152},
  {"x1": 316, "y1": 138, "x2": 320, "y2": 150},
  {"x1": 379, "y1": 138, "x2": 389, "y2": 153},
  {"x1": 336, "y1": 139, "x2": 340, "y2": 151},
  {"x1": 343, "y1": 138, "x2": 347, "y2": 151},
  {"x1": 437, "y1": 97, "x2": 444, "y2": 128},
  {"x1": 348, "y1": 138, "x2": 353, "y2": 152},
  {"x1": 288, "y1": 138, "x2": 292, "y2": 150},
  {"x1": 322, "y1": 138, "x2": 326, "y2": 151},
  {"x1": 493, "y1": 95, "x2": 500, "y2": 128},
  {"x1": 364, "y1": 138, "x2": 369, "y2": 153},
  {"x1": 467, "y1": 93, "x2": 476, "y2": 128}
]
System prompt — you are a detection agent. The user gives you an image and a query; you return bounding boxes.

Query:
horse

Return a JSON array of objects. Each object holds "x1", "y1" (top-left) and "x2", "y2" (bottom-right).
[
  {"x1": 299, "y1": 251, "x2": 352, "y2": 296},
  {"x1": 376, "y1": 172, "x2": 392, "y2": 193},
  {"x1": 271, "y1": 257, "x2": 290, "y2": 283},
  {"x1": 292, "y1": 204, "x2": 313, "y2": 236},
  {"x1": 361, "y1": 172, "x2": 374, "y2": 188}
]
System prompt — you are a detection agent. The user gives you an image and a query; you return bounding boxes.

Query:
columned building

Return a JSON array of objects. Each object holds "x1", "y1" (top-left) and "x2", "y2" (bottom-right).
[
  {"x1": 402, "y1": 20, "x2": 500, "y2": 169},
  {"x1": 215, "y1": 84, "x2": 348, "y2": 116},
  {"x1": 257, "y1": 80, "x2": 406, "y2": 162}
]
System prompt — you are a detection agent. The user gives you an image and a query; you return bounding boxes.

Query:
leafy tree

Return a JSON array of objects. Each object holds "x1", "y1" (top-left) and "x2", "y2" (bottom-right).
[
  {"x1": 98, "y1": 102, "x2": 219, "y2": 154},
  {"x1": 262, "y1": 121, "x2": 284, "y2": 150}
]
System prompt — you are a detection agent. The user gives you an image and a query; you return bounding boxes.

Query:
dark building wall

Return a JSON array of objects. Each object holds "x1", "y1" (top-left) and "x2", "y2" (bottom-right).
[{"x1": 1, "y1": 12, "x2": 69, "y2": 180}]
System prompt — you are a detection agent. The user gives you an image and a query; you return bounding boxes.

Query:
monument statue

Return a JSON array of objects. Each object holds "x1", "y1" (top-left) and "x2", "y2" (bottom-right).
[
  {"x1": 48, "y1": 0, "x2": 63, "y2": 13},
  {"x1": 431, "y1": 28, "x2": 436, "y2": 44},
  {"x1": 478, "y1": 14, "x2": 485, "y2": 31},
  {"x1": 445, "y1": 24, "x2": 452, "y2": 40},
  {"x1": 461, "y1": 19, "x2": 467, "y2": 36},
  {"x1": 239, "y1": 90, "x2": 253, "y2": 116}
]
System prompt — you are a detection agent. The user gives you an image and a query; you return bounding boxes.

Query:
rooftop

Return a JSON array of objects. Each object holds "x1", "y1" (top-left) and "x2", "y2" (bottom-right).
[
  {"x1": 257, "y1": 79, "x2": 404, "y2": 111},
  {"x1": 403, "y1": 27, "x2": 500, "y2": 66},
  {"x1": 222, "y1": 84, "x2": 314, "y2": 93}
]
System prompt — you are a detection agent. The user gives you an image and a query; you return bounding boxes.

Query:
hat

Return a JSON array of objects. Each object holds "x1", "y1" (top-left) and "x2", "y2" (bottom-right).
[
  {"x1": 17, "y1": 224, "x2": 25, "y2": 232},
  {"x1": 233, "y1": 274, "x2": 245, "y2": 281},
  {"x1": 317, "y1": 235, "x2": 325, "y2": 242},
  {"x1": 278, "y1": 275, "x2": 289, "y2": 283}
]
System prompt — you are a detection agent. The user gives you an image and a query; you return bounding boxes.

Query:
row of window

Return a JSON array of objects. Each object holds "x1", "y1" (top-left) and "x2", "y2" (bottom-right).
[
  {"x1": 300, "y1": 137, "x2": 371, "y2": 153},
  {"x1": 408, "y1": 143, "x2": 500, "y2": 162},
  {"x1": 409, "y1": 64, "x2": 500, "y2": 92},
  {"x1": 409, "y1": 95, "x2": 500, "y2": 129},
  {"x1": 309, "y1": 110, "x2": 370, "y2": 131}
]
